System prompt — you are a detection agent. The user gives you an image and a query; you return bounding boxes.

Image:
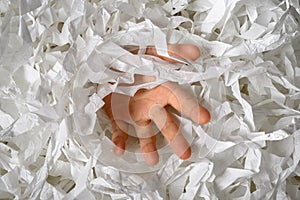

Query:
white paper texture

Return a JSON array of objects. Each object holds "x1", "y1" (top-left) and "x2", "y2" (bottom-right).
[{"x1": 0, "y1": 0, "x2": 300, "y2": 199}]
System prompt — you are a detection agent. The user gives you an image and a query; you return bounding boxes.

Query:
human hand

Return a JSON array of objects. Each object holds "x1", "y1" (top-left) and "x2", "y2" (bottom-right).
[{"x1": 100, "y1": 44, "x2": 211, "y2": 165}]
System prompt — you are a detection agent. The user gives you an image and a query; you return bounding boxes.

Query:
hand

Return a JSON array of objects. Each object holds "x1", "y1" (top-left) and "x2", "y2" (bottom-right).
[{"x1": 99, "y1": 44, "x2": 211, "y2": 165}]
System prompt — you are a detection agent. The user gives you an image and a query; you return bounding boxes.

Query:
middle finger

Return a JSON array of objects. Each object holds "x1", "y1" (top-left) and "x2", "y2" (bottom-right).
[{"x1": 148, "y1": 104, "x2": 191, "y2": 160}]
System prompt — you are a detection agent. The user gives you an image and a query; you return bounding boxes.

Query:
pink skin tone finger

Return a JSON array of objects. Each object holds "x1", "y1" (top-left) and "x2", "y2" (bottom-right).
[
  {"x1": 139, "y1": 135, "x2": 159, "y2": 166},
  {"x1": 164, "y1": 82, "x2": 211, "y2": 125},
  {"x1": 130, "y1": 44, "x2": 201, "y2": 63},
  {"x1": 148, "y1": 105, "x2": 191, "y2": 160},
  {"x1": 103, "y1": 93, "x2": 129, "y2": 156},
  {"x1": 111, "y1": 120, "x2": 129, "y2": 156}
]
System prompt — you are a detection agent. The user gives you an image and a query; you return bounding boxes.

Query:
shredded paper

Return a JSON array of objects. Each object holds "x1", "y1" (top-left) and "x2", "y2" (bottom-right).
[{"x1": 0, "y1": 0, "x2": 300, "y2": 199}]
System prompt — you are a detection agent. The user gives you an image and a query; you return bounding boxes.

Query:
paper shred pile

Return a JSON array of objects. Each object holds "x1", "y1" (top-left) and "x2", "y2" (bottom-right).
[{"x1": 0, "y1": 0, "x2": 300, "y2": 199}]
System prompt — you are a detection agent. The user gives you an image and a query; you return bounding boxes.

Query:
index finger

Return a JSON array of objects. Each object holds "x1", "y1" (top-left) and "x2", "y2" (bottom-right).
[{"x1": 164, "y1": 82, "x2": 211, "y2": 125}]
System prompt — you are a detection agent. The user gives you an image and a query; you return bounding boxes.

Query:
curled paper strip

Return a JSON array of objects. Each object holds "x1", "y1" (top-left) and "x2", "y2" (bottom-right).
[{"x1": 0, "y1": 0, "x2": 300, "y2": 199}]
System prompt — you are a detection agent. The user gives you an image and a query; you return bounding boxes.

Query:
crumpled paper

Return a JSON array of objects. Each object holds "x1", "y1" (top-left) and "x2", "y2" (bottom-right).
[{"x1": 0, "y1": 0, "x2": 300, "y2": 199}]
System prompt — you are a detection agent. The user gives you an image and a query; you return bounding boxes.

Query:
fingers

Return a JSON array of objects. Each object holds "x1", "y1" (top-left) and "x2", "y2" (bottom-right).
[
  {"x1": 149, "y1": 105, "x2": 191, "y2": 160},
  {"x1": 133, "y1": 122, "x2": 159, "y2": 166},
  {"x1": 111, "y1": 120, "x2": 129, "y2": 156},
  {"x1": 164, "y1": 82, "x2": 211, "y2": 125},
  {"x1": 139, "y1": 135, "x2": 159, "y2": 166},
  {"x1": 129, "y1": 44, "x2": 201, "y2": 63},
  {"x1": 103, "y1": 93, "x2": 129, "y2": 156}
]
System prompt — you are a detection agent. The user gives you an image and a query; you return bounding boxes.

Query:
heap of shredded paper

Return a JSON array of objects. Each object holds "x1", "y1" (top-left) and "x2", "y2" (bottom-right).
[{"x1": 0, "y1": 0, "x2": 300, "y2": 199}]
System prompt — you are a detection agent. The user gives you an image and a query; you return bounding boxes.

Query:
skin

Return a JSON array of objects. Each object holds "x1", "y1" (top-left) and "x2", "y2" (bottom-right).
[{"x1": 100, "y1": 44, "x2": 211, "y2": 166}]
